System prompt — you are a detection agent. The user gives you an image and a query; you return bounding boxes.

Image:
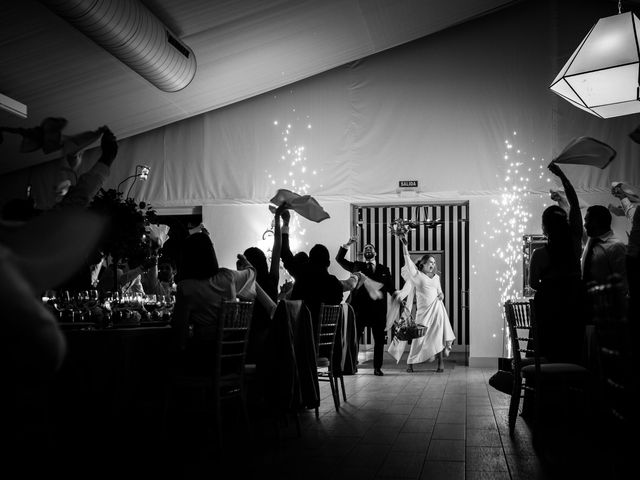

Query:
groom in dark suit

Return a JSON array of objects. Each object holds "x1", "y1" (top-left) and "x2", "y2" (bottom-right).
[{"x1": 336, "y1": 238, "x2": 394, "y2": 376}]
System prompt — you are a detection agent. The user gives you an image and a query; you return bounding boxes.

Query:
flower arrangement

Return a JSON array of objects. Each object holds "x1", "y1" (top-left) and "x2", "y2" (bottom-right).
[
  {"x1": 89, "y1": 188, "x2": 157, "y2": 261},
  {"x1": 88, "y1": 188, "x2": 157, "y2": 292}
]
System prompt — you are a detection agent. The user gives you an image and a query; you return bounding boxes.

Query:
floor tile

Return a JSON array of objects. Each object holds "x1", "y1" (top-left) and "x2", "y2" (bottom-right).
[
  {"x1": 360, "y1": 426, "x2": 401, "y2": 445},
  {"x1": 466, "y1": 471, "x2": 511, "y2": 480},
  {"x1": 426, "y1": 439, "x2": 465, "y2": 462},
  {"x1": 466, "y1": 415, "x2": 497, "y2": 430},
  {"x1": 436, "y1": 411, "x2": 466, "y2": 424},
  {"x1": 341, "y1": 443, "x2": 392, "y2": 469},
  {"x1": 420, "y1": 461, "x2": 465, "y2": 480},
  {"x1": 377, "y1": 450, "x2": 426, "y2": 478},
  {"x1": 391, "y1": 432, "x2": 431, "y2": 452},
  {"x1": 465, "y1": 446, "x2": 509, "y2": 471},
  {"x1": 466, "y1": 428, "x2": 502, "y2": 447},
  {"x1": 432, "y1": 423, "x2": 466, "y2": 440}
]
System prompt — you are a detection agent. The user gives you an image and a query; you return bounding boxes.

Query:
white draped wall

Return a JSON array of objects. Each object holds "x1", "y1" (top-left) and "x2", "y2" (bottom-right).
[{"x1": 2, "y1": 0, "x2": 639, "y2": 364}]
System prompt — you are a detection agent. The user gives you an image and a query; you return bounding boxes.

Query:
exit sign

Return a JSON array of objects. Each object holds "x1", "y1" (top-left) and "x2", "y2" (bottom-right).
[{"x1": 399, "y1": 180, "x2": 418, "y2": 188}]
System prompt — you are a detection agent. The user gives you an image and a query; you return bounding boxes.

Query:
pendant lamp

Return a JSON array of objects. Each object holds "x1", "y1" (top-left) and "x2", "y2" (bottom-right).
[{"x1": 550, "y1": 2, "x2": 640, "y2": 118}]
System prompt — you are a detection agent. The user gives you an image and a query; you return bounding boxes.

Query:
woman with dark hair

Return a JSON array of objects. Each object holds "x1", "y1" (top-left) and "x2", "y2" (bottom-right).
[
  {"x1": 171, "y1": 232, "x2": 257, "y2": 372},
  {"x1": 394, "y1": 236, "x2": 455, "y2": 372},
  {"x1": 529, "y1": 162, "x2": 586, "y2": 364},
  {"x1": 241, "y1": 207, "x2": 285, "y2": 364}
]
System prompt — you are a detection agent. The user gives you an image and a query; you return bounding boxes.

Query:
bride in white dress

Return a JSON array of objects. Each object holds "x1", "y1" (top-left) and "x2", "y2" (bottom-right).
[{"x1": 394, "y1": 235, "x2": 456, "y2": 372}]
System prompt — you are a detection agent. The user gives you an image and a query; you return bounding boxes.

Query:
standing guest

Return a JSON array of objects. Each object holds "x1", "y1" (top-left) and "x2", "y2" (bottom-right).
[
  {"x1": 336, "y1": 238, "x2": 394, "y2": 376},
  {"x1": 581, "y1": 205, "x2": 627, "y2": 292},
  {"x1": 612, "y1": 184, "x2": 640, "y2": 317},
  {"x1": 529, "y1": 163, "x2": 586, "y2": 364},
  {"x1": 394, "y1": 234, "x2": 455, "y2": 372}
]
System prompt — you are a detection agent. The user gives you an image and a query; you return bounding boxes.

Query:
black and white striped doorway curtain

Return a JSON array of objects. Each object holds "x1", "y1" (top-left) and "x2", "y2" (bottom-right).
[{"x1": 351, "y1": 202, "x2": 470, "y2": 349}]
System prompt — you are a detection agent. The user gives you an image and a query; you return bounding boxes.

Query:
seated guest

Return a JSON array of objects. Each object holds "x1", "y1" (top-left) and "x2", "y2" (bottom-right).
[
  {"x1": 242, "y1": 208, "x2": 285, "y2": 362},
  {"x1": 171, "y1": 232, "x2": 257, "y2": 373},
  {"x1": 156, "y1": 258, "x2": 177, "y2": 295},
  {"x1": 97, "y1": 253, "x2": 156, "y2": 295},
  {"x1": 285, "y1": 241, "x2": 343, "y2": 328}
]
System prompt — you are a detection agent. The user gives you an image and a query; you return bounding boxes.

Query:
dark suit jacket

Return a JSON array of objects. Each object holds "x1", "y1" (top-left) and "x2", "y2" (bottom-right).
[{"x1": 336, "y1": 246, "x2": 393, "y2": 327}]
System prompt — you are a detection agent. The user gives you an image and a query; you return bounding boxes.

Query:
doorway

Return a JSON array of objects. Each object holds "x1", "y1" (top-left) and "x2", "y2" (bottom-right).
[{"x1": 351, "y1": 202, "x2": 470, "y2": 364}]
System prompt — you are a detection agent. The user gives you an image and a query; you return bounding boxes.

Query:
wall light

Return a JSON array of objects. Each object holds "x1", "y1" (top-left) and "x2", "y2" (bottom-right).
[
  {"x1": 117, "y1": 164, "x2": 151, "y2": 199},
  {"x1": 550, "y1": 2, "x2": 640, "y2": 118}
]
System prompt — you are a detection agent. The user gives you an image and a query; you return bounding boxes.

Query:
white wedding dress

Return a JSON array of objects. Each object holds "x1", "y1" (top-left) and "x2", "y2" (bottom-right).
[{"x1": 395, "y1": 251, "x2": 456, "y2": 364}]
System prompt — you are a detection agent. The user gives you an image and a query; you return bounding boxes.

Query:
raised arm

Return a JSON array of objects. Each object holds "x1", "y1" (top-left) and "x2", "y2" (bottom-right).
[
  {"x1": 399, "y1": 235, "x2": 419, "y2": 278},
  {"x1": 279, "y1": 213, "x2": 298, "y2": 278},
  {"x1": 548, "y1": 162, "x2": 584, "y2": 248},
  {"x1": 57, "y1": 127, "x2": 117, "y2": 209},
  {"x1": 335, "y1": 236, "x2": 357, "y2": 272},
  {"x1": 268, "y1": 206, "x2": 285, "y2": 289}
]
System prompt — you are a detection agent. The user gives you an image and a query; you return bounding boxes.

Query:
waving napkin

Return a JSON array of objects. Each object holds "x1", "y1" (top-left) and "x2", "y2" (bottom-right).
[
  {"x1": 552, "y1": 136, "x2": 616, "y2": 169},
  {"x1": 361, "y1": 275, "x2": 384, "y2": 300},
  {"x1": 147, "y1": 223, "x2": 171, "y2": 248},
  {"x1": 612, "y1": 182, "x2": 640, "y2": 203},
  {"x1": 269, "y1": 189, "x2": 330, "y2": 223}
]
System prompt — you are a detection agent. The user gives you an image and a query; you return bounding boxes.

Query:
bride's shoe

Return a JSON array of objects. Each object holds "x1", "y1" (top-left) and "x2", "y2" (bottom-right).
[{"x1": 406, "y1": 365, "x2": 414, "y2": 373}]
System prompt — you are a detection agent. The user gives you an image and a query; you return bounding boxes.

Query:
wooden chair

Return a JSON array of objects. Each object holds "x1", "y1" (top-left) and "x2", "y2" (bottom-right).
[
  {"x1": 165, "y1": 299, "x2": 254, "y2": 448},
  {"x1": 504, "y1": 299, "x2": 589, "y2": 438},
  {"x1": 314, "y1": 303, "x2": 343, "y2": 417}
]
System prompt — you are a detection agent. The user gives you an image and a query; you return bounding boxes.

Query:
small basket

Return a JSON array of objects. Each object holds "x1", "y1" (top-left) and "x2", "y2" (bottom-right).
[
  {"x1": 395, "y1": 323, "x2": 426, "y2": 341},
  {"x1": 393, "y1": 300, "x2": 426, "y2": 341}
]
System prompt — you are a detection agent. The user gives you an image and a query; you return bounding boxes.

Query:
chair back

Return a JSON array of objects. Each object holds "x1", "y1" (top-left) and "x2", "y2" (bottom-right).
[
  {"x1": 587, "y1": 278, "x2": 632, "y2": 426},
  {"x1": 504, "y1": 299, "x2": 534, "y2": 372},
  {"x1": 316, "y1": 304, "x2": 342, "y2": 360},
  {"x1": 218, "y1": 300, "x2": 254, "y2": 382}
]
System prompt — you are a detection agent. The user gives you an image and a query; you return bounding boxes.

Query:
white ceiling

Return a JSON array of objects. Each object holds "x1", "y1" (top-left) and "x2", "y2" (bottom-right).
[{"x1": 0, "y1": 0, "x2": 518, "y2": 173}]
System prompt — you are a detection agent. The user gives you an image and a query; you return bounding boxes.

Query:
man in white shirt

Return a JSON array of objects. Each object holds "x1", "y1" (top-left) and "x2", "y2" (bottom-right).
[{"x1": 581, "y1": 205, "x2": 627, "y2": 292}]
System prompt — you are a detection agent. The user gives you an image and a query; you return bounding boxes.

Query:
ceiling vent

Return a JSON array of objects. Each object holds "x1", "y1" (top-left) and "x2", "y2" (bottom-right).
[{"x1": 39, "y1": 0, "x2": 197, "y2": 92}]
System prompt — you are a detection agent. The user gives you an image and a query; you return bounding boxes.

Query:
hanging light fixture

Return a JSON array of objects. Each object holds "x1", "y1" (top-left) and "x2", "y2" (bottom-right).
[{"x1": 550, "y1": 1, "x2": 640, "y2": 118}]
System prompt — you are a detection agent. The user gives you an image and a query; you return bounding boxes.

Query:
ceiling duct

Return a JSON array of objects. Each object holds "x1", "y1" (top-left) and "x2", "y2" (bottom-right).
[{"x1": 39, "y1": 0, "x2": 196, "y2": 92}]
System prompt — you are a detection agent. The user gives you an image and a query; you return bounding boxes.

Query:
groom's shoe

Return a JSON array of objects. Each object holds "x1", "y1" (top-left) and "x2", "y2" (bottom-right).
[{"x1": 374, "y1": 369, "x2": 384, "y2": 376}]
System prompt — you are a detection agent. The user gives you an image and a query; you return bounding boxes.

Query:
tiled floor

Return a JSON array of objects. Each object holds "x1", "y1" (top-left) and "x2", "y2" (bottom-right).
[{"x1": 168, "y1": 352, "x2": 613, "y2": 479}]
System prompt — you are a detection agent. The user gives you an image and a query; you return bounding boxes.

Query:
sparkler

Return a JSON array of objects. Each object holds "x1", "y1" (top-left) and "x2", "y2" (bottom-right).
[{"x1": 474, "y1": 131, "x2": 549, "y2": 356}]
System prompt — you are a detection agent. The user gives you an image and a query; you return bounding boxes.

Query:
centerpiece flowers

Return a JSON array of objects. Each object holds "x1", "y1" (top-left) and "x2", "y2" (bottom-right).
[
  {"x1": 89, "y1": 188, "x2": 157, "y2": 271},
  {"x1": 88, "y1": 188, "x2": 159, "y2": 325}
]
